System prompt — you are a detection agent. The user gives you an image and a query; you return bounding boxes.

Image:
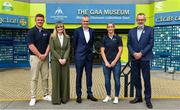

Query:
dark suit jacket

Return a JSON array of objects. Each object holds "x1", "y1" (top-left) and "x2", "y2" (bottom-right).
[
  {"x1": 73, "y1": 27, "x2": 94, "y2": 61},
  {"x1": 127, "y1": 25, "x2": 154, "y2": 61}
]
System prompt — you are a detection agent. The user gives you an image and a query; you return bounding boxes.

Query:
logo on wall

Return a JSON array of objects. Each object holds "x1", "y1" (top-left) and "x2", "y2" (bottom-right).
[
  {"x1": 55, "y1": 8, "x2": 64, "y2": 15},
  {"x1": 2, "y1": 2, "x2": 13, "y2": 11},
  {"x1": 19, "y1": 18, "x2": 27, "y2": 27},
  {"x1": 49, "y1": 7, "x2": 67, "y2": 21}
]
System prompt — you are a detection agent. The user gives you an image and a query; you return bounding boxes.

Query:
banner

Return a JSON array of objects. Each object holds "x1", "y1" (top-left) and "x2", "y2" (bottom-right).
[
  {"x1": 155, "y1": 11, "x2": 180, "y2": 25},
  {"x1": 46, "y1": 3, "x2": 135, "y2": 24},
  {"x1": 0, "y1": 14, "x2": 28, "y2": 28}
]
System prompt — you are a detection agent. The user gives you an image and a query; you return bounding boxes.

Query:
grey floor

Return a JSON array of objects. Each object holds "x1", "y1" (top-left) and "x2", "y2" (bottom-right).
[
  {"x1": 1, "y1": 67, "x2": 180, "y2": 109},
  {"x1": 1, "y1": 99, "x2": 180, "y2": 109}
]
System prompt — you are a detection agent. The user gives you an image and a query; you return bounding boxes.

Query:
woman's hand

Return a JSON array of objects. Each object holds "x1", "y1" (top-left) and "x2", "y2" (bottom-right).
[
  {"x1": 61, "y1": 59, "x2": 66, "y2": 65},
  {"x1": 59, "y1": 59, "x2": 66, "y2": 65},
  {"x1": 110, "y1": 61, "x2": 116, "y2": 67},
  {"x1": 105, "y1": 62, "x2": 111, "y2": 68}
]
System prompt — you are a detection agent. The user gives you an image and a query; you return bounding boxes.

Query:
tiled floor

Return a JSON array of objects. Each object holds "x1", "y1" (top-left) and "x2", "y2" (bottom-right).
[{"x1": 1, "y1": 66, "x2": 180, "y2": 101}]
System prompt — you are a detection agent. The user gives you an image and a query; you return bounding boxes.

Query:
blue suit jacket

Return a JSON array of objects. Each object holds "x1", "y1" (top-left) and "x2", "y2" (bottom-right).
[
  {"x1": 127, "y1": 25, "x2": 154, "y2": 61},
  {"x1": 73, "y1": 27, "x2": 94, "y2": 61}
]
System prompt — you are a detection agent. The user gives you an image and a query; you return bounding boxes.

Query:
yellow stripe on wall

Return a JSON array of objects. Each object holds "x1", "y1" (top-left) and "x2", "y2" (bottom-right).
[{"x1": 0, "y1": 0, "x2": 179, "y2": 29}]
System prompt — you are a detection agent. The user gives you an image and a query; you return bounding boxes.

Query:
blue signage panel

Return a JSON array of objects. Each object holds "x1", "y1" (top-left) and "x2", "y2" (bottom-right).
[
  {"x1": 46, "y1": 3, "x2": 135, "y2": 24},
  {"x1": 0, "y1": 14, "x2": 28, "y2": 28},
  {"x1": 155, "y1": 11, "x2": 180, "y2": 25}
]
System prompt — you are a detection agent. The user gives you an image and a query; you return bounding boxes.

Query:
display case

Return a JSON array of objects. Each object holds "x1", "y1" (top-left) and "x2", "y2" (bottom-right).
[
  {"x1": 152, "y1": 25, "x2": 180, "y2": 70},
  {"x1": 0, "y1": 29, "x2": 29, "y2": 68},
  {"x1": 171, "y1": 25, "x2": 180, "y2": 70}
]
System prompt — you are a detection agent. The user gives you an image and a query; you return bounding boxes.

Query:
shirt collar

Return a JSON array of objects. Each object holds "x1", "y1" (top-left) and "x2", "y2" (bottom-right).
[
  {"x1": 35, "y1": 26, "x2": 44, "y2": 32},
  {"x1": 108, "y1": 35, "x2": 115, "y2": 40},
  {"x1": 58, "y1": 33, "x2": 64, "y2": 38},
  {"x1": 137, "y1": 25, "x2": 144, "y2": 30},
  {"x1": 83, "y1": 27, "x2": 89, "y2": 31}
]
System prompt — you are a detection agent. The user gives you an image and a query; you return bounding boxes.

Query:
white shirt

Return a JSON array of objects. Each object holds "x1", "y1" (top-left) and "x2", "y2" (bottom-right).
[
  {"x1": 83, "y1": 28, "x2": 90, "y2": 43},
  {"x1": 137, "y1": 26, "x2": 144, "y2": 41},
  {"x1": 58, "y1": 34, "x2": 64, "y2": 47}
]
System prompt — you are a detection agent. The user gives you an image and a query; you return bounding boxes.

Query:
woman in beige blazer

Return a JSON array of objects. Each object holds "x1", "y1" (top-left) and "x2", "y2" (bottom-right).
[{"x1": 49, "y1": 21, "x2": 70, "y2": 104}]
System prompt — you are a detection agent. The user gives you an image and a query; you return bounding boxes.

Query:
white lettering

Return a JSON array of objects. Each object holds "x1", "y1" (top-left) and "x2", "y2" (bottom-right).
[{"x1": 104, "y1": 9, "x2": 130, "y2": 15}]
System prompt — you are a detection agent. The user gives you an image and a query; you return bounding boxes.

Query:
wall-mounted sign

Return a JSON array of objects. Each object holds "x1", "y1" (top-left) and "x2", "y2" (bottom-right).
[
  {"x1": 0, "y1": 14, "x2": 28, "y2": 28},
  {"x1": 46, "y1": 3, "x2": 135, "y2": 24},
  {"x1": 2, "y1": 1, "x2": 13, "y2": 11},
  {"x1": 155, "y1": 11, "x2": 180, "y2": 25}
]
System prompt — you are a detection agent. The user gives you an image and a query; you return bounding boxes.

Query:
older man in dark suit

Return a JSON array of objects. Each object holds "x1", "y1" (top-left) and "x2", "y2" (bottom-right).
[
  {"x1": 73, "y1": 15, "x2": 98, "y2": 103},
  {"x1": 128, "y1": 13, "x2": 154, "y2": 109}
]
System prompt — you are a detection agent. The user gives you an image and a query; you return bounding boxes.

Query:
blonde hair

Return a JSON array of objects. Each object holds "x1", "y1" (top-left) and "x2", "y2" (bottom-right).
[{"x1": 51, "y1": 21, "x2": 68, "y2": 38}]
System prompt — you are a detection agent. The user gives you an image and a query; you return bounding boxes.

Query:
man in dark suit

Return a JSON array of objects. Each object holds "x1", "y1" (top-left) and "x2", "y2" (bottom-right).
[
  {"x1": 127, "y1": 13, "x2": 154, "y2": 109},
  {"x1": 73, "y1": 15, "x2": 98, "y2": 103}
]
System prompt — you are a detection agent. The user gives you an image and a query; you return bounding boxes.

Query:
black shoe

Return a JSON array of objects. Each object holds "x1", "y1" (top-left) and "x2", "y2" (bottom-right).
[
  {"x1": 146, "y1": 101, "x2": 153, "y2": 109},
  {"x1": 87, "y1": 95, "x2": 98, "y2": 101},
  {"x1": 52, "y1": 102, "x2": 61, "y2": 105},
  {"x1": 61, "y1": 101, "x2": 67, "y2": 104},
  {"x1": 76, "y1": 97, "x2": 82, "y2": 103},
  {"x1": 129, "y1": 98, "x2": 143, "y2": 104}
]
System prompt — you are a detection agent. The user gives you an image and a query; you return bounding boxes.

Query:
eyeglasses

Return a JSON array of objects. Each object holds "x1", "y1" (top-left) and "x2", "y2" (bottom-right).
[
  {"x1": 136, "y1": 19, "x2": 145, "y2": 21},
  {"x1": 83, "y1": 20, "x2": 89, "y2": 22}
]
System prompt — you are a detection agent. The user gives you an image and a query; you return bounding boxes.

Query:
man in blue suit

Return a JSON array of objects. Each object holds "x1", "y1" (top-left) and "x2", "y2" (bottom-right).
[
  {"x1": 128, "y1": 13, "x2": 154, "y2": 109},
  {"x1": 73, "y1": 15, "x2": 98, "y2": 103}
]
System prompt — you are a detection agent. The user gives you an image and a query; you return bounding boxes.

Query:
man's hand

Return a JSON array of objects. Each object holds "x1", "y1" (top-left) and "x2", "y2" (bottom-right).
[
  {"x1": 133, "y1": 52, "x2": 142, "y2": 60},
  {"x1": 38, "y1": 54, "x2": 46, "y2": 61}
]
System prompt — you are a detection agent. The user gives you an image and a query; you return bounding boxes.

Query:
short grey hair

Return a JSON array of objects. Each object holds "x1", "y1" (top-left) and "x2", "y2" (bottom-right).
[{"x1": 137, "y1": 13, "x2": 146, "y2": 20}]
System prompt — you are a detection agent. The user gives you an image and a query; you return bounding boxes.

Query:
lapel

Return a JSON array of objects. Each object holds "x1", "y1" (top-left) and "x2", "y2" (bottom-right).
[
  {"x1": 134, "y1": 27, "x2": 139, "y2": 43},
  {"x1": 55, "y1": 35, "x2": 61, "y2": 48},
  {"x1": 138, "y1": 26, "x2": 146, "y2": 42},
  {"x1": 88, "y1": 28, "x2": 92, "y2": 44},
  {"x1": 62, "y1": 35, "x2": 67, "y2": 48},
  {"x1": 80, "y1": 27, "x2": 87, "y2": 44}
]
